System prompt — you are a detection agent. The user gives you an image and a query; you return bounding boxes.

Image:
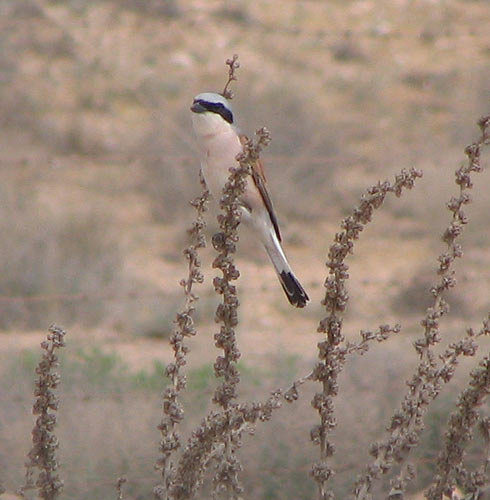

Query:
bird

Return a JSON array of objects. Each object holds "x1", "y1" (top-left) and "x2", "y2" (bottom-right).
[{"x1": 190, "y1": 92, "x2": 309, "y2": 308}]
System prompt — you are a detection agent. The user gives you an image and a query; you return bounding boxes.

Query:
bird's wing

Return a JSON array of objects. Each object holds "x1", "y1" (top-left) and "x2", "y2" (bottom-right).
[{"x1": 239, "y1": 134, "x2": 282, "y2": 242}]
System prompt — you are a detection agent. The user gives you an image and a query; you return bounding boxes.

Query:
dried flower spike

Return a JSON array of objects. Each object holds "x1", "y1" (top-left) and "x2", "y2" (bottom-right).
[
  {"x1": 155, "y1": 174, "x2": 209, "y2": 497},
  {"x1": 18, "y1": 325, "x2": 66, "y2": 500},
  {"x1": 355, "y1": 113, "x2": 490, "y2": 500},
  {"x1": 210, "y1": 129, "x2": 272, "y2": 499},
  {"x1": 222, "y1": 54, "x2": 240, "y2": 100},
  {"x1": 116, "y1": 476, "x2": 127, "y2": 500},
  {"x1": 312, "y1": 168, "x2": 422, "y2": 500}
]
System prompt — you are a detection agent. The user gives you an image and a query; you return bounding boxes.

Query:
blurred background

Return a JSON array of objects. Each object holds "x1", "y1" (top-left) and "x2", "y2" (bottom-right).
[{"x1": 0, "y1": 0, "x2": 489, "y2": 498}]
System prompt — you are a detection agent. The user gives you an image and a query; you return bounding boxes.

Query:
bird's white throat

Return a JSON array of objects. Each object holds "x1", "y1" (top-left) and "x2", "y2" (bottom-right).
[{"x1": 191, "y1": 111, "x2": 234, "y2": 138}]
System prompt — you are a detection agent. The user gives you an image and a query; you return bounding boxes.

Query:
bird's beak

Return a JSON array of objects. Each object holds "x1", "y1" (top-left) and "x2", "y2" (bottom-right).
[{"x1": 190, "y1": 101, "x2": 206, "y2": 113}]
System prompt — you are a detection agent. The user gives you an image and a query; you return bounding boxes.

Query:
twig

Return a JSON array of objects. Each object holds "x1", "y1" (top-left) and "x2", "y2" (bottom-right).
[{"x1": 221, "y1": 55, "x2": 240, "y2": 100}]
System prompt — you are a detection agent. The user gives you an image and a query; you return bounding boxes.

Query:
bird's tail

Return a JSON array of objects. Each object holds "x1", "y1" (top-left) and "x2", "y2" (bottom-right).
[{"x1": 264, "y1": 231, "x2": 309, "y2": 308}]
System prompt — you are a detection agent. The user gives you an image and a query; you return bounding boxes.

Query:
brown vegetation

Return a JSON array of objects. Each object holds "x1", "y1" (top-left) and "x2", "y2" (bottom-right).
[{"x1": 1, "y1": 1, "x2": 490, "y2": 499}]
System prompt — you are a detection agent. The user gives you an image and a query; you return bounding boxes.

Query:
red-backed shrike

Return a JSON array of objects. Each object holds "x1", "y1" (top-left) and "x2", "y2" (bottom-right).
[{"x1": 190, "y1": 92, "x2": 309, "y2": 308}]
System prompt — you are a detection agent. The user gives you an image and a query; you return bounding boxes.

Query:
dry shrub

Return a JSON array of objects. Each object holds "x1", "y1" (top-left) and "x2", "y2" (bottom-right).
[
  {"x1": 152, "y1": 105, "x2": 490, "y2": 500},
  {"x1": 3, "y1": 56, "x2": 490, "y2": 500}
]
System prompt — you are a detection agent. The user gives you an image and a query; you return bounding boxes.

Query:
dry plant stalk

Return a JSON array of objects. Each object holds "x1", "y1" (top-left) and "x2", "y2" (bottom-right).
[
  {"x1": 156, "y1": 60, "x2": 239, "y2": 496},
  {"x1": 169, "y1": 392, "x2": 282, "y2": 500},
  {"x1": 210, "y1": 128, "x2": 272, "y2": 498},
  {"x1": 6, "y1": 50, "x2": 488, "y2": 500},
  {"x1": 221, "y1": 55, "x2": 240, "y2": 100},
  {"x1": 156, "y1": 55, "x2": 489, "y2": 500},
  {"x1": 354, "y1": 114, "x2": 490, "y2": 500},
  {"x1": 427, "y1": 325, "x2": 490, "y2": 500},
  {"x1": 167, "y1": 128, "x2": 279, "y2": 500},
  {"x1": 158, "y1": 55, "x2": 283, "y2": 500},
  {"x1": 18, "y1": 325, "x2": 66, "y2": 500},
  {"x1": 169, "y1": 151, "x2": 390, "y2": 496},
  {"x1": 310, "y1": 168, "x2": 423, "y2": 500},
  {"x1": 165, "y1": 53, "x2": 302, "y2": 499},
  {"x1": 154, "y1": 173, "x2": 210, "y2": 499},
  {"x1": 116, "y1": 476, "x2": 127, "y2": 500}
]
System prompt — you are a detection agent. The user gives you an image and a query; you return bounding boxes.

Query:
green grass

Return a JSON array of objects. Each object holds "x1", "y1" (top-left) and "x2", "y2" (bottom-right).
[{"x1": 5, "y1": 344, "x2": 271, "y2": 396}]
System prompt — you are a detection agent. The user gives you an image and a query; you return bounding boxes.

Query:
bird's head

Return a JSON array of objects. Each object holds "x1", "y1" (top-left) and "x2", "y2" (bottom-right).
[{"x1": 191, "y1": 92, "x2": 234, "y2": 136}]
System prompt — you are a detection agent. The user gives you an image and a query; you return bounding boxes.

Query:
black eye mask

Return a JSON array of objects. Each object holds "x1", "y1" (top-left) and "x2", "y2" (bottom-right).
[{"x1": 192, "y1": 99, "x2": 234, "y2": 124}]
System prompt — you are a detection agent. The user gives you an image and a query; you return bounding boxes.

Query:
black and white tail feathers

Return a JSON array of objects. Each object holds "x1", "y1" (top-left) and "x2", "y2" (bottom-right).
[
  {"x1": 278, "y1": 270, "x2": 309, "y2": 308},
  {"x1": 264, "y1": 231, "x2": 309, "y2": 308}
]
